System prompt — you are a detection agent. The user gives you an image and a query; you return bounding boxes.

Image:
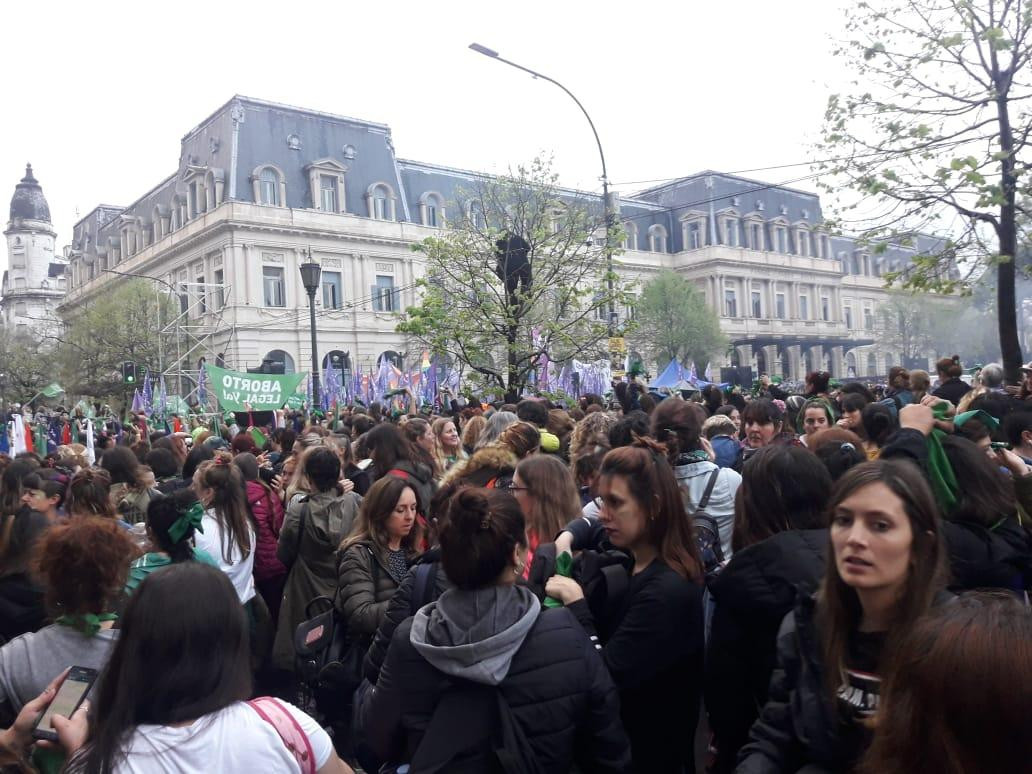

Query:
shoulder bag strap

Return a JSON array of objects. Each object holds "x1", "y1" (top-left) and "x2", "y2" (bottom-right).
[
  {"x1": 697, "y1": 468, "x2": 721, "y2": 510},
  {"x1": 410, "y1": 562, "x2": 436, "y2": 616},
  {"x1": 294, "y1": 501, "x2": 309, "y2": 559},
  {"x1": 247, "y1": 697, "x2": 316, "y2": 774}
]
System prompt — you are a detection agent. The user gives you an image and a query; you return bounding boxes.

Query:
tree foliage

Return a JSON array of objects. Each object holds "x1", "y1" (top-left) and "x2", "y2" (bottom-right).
[
  {"x1": 53, "y1": 279, "x2": 179, "y2": 403},
  {"x1": 818, "y1": 0, "x2": 1032, "y2": 380},
  {"x1": 398, "y1": 158, "x2": 631, "y2": 398},
  {"x1": 629, "y1": 269, "x2": 726, "y2": 370},
  {"x1": 0, "y1": 329, "x2": 53, "y2": 406}
]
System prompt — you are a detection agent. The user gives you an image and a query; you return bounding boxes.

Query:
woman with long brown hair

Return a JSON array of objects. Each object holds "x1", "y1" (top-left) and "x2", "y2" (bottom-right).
[
  {"x1": 737, "y1": 459, "x2": 947, "y2": 773},
  {"x1": 860, "y1": 591, "x2": 1031, "y2": 774},
  {"x1": 337, "y1": 476, "x2": 423, "y2": 642},
  {"x1": 509, "y1": 455, "x2": 581, "y2": 578},
  {"x1": 191, "y1": 456, "x2": 256, "y2": 604},
  {"x1": 546, "y1": 439, "x2": 704, "y2": 772},
  {"x1": 64, "y1": 468, "x2": 119, "y2": 521}
]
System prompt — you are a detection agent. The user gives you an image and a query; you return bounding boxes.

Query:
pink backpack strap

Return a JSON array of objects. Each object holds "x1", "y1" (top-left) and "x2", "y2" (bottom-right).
[{"x1": 247, "y1": 697, "x2": 316, "y2": 774}]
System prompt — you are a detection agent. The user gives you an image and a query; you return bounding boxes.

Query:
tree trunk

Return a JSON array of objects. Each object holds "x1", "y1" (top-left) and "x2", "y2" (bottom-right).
[{"x1": 996, "y1": 88, "x2": 1023, "y2": 383}]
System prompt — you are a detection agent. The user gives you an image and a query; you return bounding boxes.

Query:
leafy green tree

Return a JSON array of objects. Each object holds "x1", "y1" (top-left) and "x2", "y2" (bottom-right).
[
  {"x1": 629, "y1": 269, "x2": 726, "y2": 371},
  {"x1": 398, "y1": 158, "x2": 631, "y2": 398},
  {"x1": 0, "y1": 328, "x2": 53, "y2": 406},
  {"x1": 53, "y1": 279, "x2": 179, "y2": 405},
  {"x1": 818, "y1": 0, "x2": 1032, "y2": 381}
]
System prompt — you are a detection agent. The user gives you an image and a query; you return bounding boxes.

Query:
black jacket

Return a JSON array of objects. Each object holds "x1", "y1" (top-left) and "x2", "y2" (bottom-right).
[
  {"x1": 705, "y1": 530, "x2": 827, "y2": 773},
  {"x1": 0, "y1": 509, "x2": 48, "y2": 643},
  {"x1": 941, "y1": 517, "x2": 1032, "y2": 592},
  {"x1": 736, "y1": 591, "x2": 954, "y2": 773},
  {"x1": 363, "y1": 549, "x2": 453, "y2": 685},
  {"x1": 362, "y1": 609, "x2": 631, "y2": 774},
  {"x1": 734, "y1": 594, "x2": 855, "y2": 774},
  {"x1": 931, "y1": 377, "x2": 971, "y2": 406},
  {"x1": 568, "y1": 558, "x2": 704, "y2": 773}
]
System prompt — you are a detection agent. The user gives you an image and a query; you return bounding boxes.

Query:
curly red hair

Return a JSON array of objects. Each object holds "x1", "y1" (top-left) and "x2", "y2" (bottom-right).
[{"x1": 35, "y1": 517, "x2": 139, "y2": 615}]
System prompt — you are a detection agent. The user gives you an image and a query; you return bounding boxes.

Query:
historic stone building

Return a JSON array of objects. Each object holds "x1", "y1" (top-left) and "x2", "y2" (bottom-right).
[
  {"x1": 58, "y1": 95, "x2": 946, "y2": 387},
  {"x1": 2, "y1": 165, "x2": 67, "y2": 333}
]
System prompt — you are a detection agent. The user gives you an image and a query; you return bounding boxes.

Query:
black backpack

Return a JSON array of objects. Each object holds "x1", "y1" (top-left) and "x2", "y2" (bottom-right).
[
  {"x1": 391, "y1": 672, "x2": 545, "y2": 774},
  {"x1": 691, "y1": 468, "x2": 725, "y2": 583}
]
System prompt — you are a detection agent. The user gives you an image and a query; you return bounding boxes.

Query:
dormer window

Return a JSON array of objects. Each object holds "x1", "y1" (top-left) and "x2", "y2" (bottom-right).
[
  {"x1": 648, "y1": 224, "x2": 668, "y2": 253},
  {"x1": 253, "y1": 165, "x2": 286, "y2": 207},
  {"x1": 419, "y1": 191, "x2": 446, "y2": 227},
  {"x1": 724, "y1": 217, "x2": 741, "y2": 247},
  {"x1": 306, "y1": 158, "x2": 348, "y2": 214},
  {"x1": 367, "y1": 182, "x2": 397, "y2": 221}
]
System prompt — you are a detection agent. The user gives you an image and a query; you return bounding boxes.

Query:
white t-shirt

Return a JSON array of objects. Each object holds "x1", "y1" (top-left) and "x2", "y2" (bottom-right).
[
  {"x1": 118, "y1": 700, "x2": 332, "y2": 773},
  {"x1": 195, "y1": 509, "x2": 257, "y2": 603}
]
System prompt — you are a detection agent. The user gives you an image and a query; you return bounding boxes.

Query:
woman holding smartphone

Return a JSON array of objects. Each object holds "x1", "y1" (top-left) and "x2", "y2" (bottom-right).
[{"x1": 55, "y1": 562, "x2": 353, "y2": 773}]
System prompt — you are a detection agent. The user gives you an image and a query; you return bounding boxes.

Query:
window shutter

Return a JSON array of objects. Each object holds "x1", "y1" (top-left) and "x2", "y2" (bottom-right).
[{"x1": 371, "y1": 285, "x2": 379, "y2": 311}]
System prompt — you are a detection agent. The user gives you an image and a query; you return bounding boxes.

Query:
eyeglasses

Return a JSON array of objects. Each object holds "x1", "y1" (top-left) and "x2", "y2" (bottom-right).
[{"x1": 507, "y1": 483, "x2": 530, "y2": 492}]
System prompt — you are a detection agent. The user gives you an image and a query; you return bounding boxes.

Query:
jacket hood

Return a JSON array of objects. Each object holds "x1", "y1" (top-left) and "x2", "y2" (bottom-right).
[
  {"x1": 440, "y1": 445, "x2": 518, "y2": 488},
  {"x1": 410, "y1": 584, "x2": 540, "y2": 685}
]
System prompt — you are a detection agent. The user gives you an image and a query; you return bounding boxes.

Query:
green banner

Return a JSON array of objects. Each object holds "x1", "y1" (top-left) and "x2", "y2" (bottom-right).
[
  {"x1": 204, "y1": 365, "x2": 307, "y2": 412},
  {"x1": 284, "y1": 392, "x2": 305, "y2": 410}
]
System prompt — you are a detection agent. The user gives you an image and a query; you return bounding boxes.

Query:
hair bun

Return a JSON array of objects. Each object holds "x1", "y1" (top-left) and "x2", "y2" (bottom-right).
[{"x1": 452, "y1": 488, "x2": 493, "y2": 532}]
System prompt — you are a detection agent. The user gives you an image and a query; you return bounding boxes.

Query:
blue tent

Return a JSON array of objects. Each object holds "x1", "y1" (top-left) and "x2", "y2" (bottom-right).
[{"x1": 650, "y1": 359, "x2": 682, "y2": 389}]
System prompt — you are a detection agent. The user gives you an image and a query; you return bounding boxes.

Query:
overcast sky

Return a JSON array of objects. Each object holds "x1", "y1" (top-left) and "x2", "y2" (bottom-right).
[{"x1": 1, "y1": 0, "x2": 852, "y2": 274}]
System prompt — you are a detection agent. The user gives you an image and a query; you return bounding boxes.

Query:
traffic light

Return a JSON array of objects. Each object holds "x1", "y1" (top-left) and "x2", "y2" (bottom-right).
[{"x1": 122, "y1": 362, "x2": 137, "y2": 385}]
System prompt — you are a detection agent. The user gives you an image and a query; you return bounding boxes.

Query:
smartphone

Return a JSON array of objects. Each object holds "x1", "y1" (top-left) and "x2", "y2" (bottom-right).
[
  {"x1": 32, "y1": 666, "x2": 97, "y2": 742},
  {"x1": 990, "y1": 441, "x2": 1012, "y2": 450}
]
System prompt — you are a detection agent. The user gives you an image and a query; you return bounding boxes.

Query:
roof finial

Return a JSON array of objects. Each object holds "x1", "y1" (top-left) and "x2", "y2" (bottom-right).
[{"x1": 22, "y1": 163, "x2": 37, "y2": 183}]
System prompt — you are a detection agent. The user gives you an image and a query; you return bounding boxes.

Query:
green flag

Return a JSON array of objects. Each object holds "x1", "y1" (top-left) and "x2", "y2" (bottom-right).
[
  {"x1": 40, "y1": 383, "x2": 64, "y2": 398},
  {"x1": 285, "y1": 393, "x2": 305, "y2": 410},
  {"x1": 204, "y1": 365, "x2": 307, "y2": 412}
]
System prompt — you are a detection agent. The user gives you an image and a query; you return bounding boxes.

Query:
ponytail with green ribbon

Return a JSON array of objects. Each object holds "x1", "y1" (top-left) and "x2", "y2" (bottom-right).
[{"x1": 168, "y1": 501, "x2": 205, "y2": 544}]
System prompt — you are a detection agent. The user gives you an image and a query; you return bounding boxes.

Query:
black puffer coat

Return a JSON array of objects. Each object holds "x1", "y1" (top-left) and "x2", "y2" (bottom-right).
[
  {"x1": 734, "y1": 594, "x2": 851, "y2": 774},
  {"x1": 362, "y1": 608, "x2": 631, "y2": 773},
  {"x1": 363, "y1": 548, "x2": 453, "y2": 685},
  {"x1": 705, "y1": 529, "x2": 827, "y2": 774}
]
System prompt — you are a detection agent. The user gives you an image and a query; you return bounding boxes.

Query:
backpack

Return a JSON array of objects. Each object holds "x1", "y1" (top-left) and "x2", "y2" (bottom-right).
[
  {"x1": 292, "y1": 546, "x2": 376, "y2": 718},
  {"x1": 691, "y1": 468, "x2": 725, "y2": 583},
  {"x1": 389, "y1": 676, "x2": 545, "y2": 774}
]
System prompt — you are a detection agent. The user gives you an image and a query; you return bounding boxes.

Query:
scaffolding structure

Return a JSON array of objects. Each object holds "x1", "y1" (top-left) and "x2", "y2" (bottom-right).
[{"x1": 158, "y1": 280, "x2": 234, "y2": 407}]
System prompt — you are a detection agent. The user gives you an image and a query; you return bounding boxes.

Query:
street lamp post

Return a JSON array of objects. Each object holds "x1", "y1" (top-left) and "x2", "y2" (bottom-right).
[
  {"x1": 299, "y1": 250, "x2": 322, "y2": 408},
  {"x1": 469, "y1": 43, "x2": 617, "y2": 337}
]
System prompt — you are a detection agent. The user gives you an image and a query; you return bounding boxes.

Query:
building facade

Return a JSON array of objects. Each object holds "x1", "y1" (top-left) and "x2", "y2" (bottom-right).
[
  {"x1": 2, "y1": 165, "x2": 67, "y2": 333},
  {"x1": 59, "y1": 95, "x2": 947, "y2": 388}
]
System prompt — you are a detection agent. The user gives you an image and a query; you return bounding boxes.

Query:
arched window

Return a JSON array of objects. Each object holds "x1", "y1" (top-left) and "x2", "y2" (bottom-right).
[
  {"x1": 260, "y1": 169, "x2": 280, "y2": 206},
  {"x1": 419, "y1": 191, "x2": 445, "y2": 227},
  {"x1": 252, "y1": 165, "x2": 286, "y2": 207},
  {"x1": 846, "y1": 352, "x2": 858, "y2": 377},
  {"x1": 367, "y1": 182, "x2": 397, "y2": 221},
  {"x1": 262, "y1": 349, "x2": 295, "y2": 374},
  {"x1": 648, "y1": 224, "x2": 668, "y2": 253},
  {"x1": 622, "y1": 221, "x2": 638, "y2": 250},
  {"x1": 323, "y1": 350, "x2": 351, "y2": 371}
]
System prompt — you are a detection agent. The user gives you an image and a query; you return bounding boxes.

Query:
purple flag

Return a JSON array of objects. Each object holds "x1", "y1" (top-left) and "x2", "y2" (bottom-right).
[
  {"x1": 131, "y1": 388, "x2": 143, "y2": 413},
  {"x1": 142, "y1": 372, "x2": 153, "y2": 417}
]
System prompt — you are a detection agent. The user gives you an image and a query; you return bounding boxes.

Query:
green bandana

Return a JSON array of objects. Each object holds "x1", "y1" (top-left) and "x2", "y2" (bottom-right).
[
  {"x1": 168, "y1": 502, "x2": 205, "y2": 543},
  {"x1": 56, "y1": 612, "x2": 117, "y2": 637},
  {"x1": 926, "y1": 402, "x2": 960, "y2": 513}
]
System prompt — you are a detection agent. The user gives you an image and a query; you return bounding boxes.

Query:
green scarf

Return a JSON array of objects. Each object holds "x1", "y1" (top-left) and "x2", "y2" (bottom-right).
[
  {"x1": 544, "y1": 551, "x2": 573, "y2": 609},
  {"x1": 926, "y1": 402, "x2": 959, "y2": 513},
  {"x1": 55, "y1": 612, "x2": 117, "y2": 637}
]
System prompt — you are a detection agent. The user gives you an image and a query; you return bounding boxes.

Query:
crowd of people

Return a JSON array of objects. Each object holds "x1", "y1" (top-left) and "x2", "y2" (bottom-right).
[{"x1": 0, "y1": 354, "x2": 1030, "y2": 773}]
